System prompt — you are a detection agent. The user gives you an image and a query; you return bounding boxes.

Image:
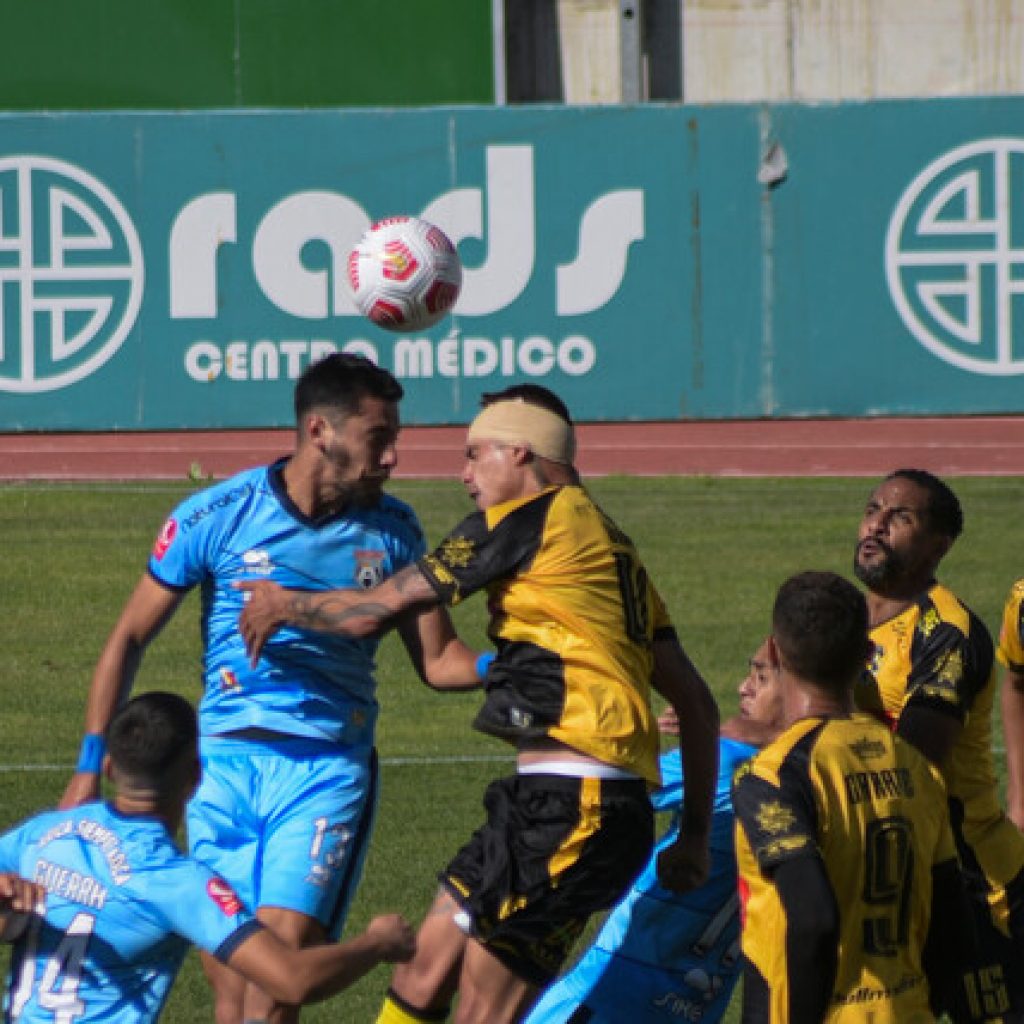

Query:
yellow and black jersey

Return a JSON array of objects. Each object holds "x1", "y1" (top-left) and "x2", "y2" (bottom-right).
[
  {"x1": 855, "y1": 582, "x2": 1024, "y2": 936},
  {"x1": 417, "y1": 484, "x2": 671, "y2": 784},
  {"x1": 997, "y1": 578, "x2": 1024, "y2": 671},
  {"x1": 733, "y1": 713, "x2": 956, "y2": 1024}
]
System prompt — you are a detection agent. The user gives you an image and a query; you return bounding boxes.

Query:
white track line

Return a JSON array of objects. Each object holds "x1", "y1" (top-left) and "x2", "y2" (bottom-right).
[{"x1": 0, "y1": 754, "x2": 514, "y2": 773}]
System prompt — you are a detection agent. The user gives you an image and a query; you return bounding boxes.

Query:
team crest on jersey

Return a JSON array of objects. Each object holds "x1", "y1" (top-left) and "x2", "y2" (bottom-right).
[
  {"x1": 438, "y1": 536, "x2": 475, "y2": 568},
  {"x1": 152, "y1": 518, "x2": 177, "y2": 560},
  {"x1": 354, "y1": 550, "x2": 385, "y2": 589},
  {"x1": 755, "y1": 800, "x2": 795, "y2": 835},
  {"x1": 206, "y1": 878, "x2": 242, "y2": 915}
]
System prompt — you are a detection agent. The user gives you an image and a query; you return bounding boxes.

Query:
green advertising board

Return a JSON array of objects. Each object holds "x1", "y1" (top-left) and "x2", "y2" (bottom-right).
[{"x1": 1, "y1": 100, "x2": 1024, "y2": 430}]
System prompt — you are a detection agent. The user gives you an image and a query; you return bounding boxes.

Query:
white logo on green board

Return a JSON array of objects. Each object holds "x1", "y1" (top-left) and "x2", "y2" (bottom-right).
[
  {"x1": 886, "y1": 138, "x2": 1024, "y2": 376},
  {"x1": 169, "y1": 145, "x2": 643, "y2": 383},
  {"x1": 0, "y1": 156, "x2": 144, "y2": 393}
]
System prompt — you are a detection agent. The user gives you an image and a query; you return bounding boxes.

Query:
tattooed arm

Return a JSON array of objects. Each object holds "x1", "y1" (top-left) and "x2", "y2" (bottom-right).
[{"x1": 237, "y1": 566, "x2": 440, "y2": 665}]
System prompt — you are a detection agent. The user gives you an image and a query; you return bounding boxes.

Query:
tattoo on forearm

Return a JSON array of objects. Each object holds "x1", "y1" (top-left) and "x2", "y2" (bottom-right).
[
  {"x1": 287, "y1": 593, "x2": 391, "y2": 636},
  {"x1": 392, "y1": 565, "x2": 428, "y2": 597}
]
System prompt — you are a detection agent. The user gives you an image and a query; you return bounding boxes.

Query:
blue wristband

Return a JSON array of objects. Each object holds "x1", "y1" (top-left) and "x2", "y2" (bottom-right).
[
  {"x1": 76, "y1": 734, "x2": 106, "y2": 774},
  {"x1": 475, "y1": 652, "x2": 495, "y2": 679}
]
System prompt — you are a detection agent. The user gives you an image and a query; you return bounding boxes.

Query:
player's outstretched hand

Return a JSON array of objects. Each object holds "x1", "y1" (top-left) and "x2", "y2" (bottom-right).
[
  {"x1": 365, "y1": 914, "x2": 416, "y2": 963},
  {"x1": 236, "y1": 580, "x2": 291, "y2": 666},
  {"x1": 58, "y1": 772, "x2": 101, "y2": 810},
  {"x1": 0, "y1": 873, "x2": 44, "y2": 914},
  {"x1": 656, "y1": 830, "x2": 710, "y2": 894},
  {"x1": 0, "y1": 872, "x2": 45, "y2": 942}
]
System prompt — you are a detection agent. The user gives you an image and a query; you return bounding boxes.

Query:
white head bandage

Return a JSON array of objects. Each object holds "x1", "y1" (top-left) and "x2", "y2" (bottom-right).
[{"x1": 467, "y1": 400, "x2": 576, "y2": 465}]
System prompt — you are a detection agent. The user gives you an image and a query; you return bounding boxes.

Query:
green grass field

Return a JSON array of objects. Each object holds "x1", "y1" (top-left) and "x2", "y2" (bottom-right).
[{"x1": 2, "y1": 475, "x2": 1022, "y2": 1022}]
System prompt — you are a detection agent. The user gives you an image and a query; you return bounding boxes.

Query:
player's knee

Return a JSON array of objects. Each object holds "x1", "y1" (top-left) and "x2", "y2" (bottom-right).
[
  {"x1": 211, "y1": 992, "x2": 244, "y2": 1024},
  {"x1": 391, "y1": 957, "x2": 458, "y2": 1012}
]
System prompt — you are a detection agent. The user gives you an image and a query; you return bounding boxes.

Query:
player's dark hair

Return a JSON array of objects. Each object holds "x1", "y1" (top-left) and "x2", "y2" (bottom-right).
[
  {"x1": 885, "y1": 468, "x2": 963, "y2": 540},
  {"x1": 480, "y1": 384, "x2": 573, "y2": 424},
  {"x1": 294, "y1": 353, "x2": 403, "y2": 422},
  {"x1": 772, "y1": 571, "x2": 868, "y2": 696},
  {"x1": 106, "y1": 692, "x2": 198, "y2": 790}
]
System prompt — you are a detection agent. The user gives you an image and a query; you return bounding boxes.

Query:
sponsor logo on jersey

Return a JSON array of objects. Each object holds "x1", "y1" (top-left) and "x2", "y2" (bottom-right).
[
  {"x1": 936, "y1": 648, "x2": 964, "y2": 687},
  {"x1": 152, "y1": 518, "x2": 177, "y2": 560},
  {"x1": 508, "y1": 707, "x2": 534, "y2": 728},
  {"x1": 207, "y1": 877, "x2": 243, "y2": 916},
  {"x1": 219, "y1": 668, "x2": 241, "y2": 691},
  {"x1": 181, "y1": 483, "x2": 254, "y2": 532},
  {"x1": 866, "y1": 640, "x2": 881, "y2": 674},
  {"x1": 354, "y1": 549, "x2": 385, "y2": 589},
  {"x1": 422, "y1": 554, "x2": 456, "y2": 586},
  {"x1": 242, "y1": 549, "x2": 273, "y2": 575},
  {"x1": 849, "y1": 735, "x2": 887, "y2": 762}
]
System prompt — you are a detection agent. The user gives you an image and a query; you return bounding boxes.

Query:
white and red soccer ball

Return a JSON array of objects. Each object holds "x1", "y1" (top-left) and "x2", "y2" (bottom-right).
[{"x1": 347, "y1": 216, "x2": 462, "y2": 332}]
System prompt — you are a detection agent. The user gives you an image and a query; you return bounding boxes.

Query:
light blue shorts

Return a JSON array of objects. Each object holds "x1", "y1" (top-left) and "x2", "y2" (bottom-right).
[{"x1": 186, "y1": 732, "x2": 378, "y2": 939}]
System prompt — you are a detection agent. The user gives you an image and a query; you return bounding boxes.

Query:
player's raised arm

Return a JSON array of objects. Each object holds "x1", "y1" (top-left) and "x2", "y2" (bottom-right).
[
  {"x1": 649, "y1": 634, "x2": 720, "y2": 894},
  {"x1": 236, "y1": 564, "x2": 440, "y2": 665},
  {"x1": 60, "y1": 574, "x2": 185, "y2": 809}
]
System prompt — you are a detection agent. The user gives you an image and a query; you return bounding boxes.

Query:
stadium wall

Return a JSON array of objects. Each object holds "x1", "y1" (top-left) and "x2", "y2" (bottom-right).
[{"x1": 1, "y1": 100, "x2": 1023, "y2": 430}]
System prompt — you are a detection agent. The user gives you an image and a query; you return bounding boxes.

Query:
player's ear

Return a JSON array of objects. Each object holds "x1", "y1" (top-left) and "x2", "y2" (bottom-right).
[
  {"x1": 304, "y1": 411, "x2": 331, "y2": 450},
  {"x1": 511, "y1": 444, "x2": 532, "y2": 467}
]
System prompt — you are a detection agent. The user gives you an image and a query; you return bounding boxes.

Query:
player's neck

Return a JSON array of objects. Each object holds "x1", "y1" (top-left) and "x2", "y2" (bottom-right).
[
  {"x1": 282, "y1": 453, "x2": 357, "y2": 519},
  {"x1": 112, "y1": 791, "x2": 181, "y2": 833},
  {"x1": 865, "y1": 576, "x2": 936, "y2": 628},
  {"x1": 783, "y1": 682, "x2": 854, "y2": 726}
]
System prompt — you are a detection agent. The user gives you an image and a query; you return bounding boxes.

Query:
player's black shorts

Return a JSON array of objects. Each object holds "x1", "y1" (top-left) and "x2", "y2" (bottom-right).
[
  {"x1": 441, "y1": 771, "x2": 654, "y2": 986},
  {"x1": 975, "y1": 861, "x2": 1024, "y2": 1018}
]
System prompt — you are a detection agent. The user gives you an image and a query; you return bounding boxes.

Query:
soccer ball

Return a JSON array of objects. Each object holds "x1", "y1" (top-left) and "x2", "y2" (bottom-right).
[{"x1": 347, "y1": 216, "x2": 462, "y2": 332}]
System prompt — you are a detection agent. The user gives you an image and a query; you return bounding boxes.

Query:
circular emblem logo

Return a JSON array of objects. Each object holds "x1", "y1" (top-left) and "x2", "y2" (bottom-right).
[
  {"x1": 886, "y1": 138, "x2": 1024, "y2": 376},
  {"x1": 0, "y1": 155, "x2": 143, "y2": 393}
]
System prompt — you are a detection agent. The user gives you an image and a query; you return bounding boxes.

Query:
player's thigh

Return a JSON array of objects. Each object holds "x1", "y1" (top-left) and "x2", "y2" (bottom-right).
[
  {"x1": 187, "y1": 753, "x2": 262, "y2": 911},
  {"x1": 258, "y1": 747, "x2": 379, "y2": 937},
  {"x1": 390, "y1": 888, "x2": 467, "y2": 1008},
  {"x1": 444, "y1": 774, "x2": 653, "y2": 986},
  {"x1": 455, "y1": 939, "x2": 537, "y2": 1024},
  {"x1": 257, "y1": 904, "x2": 327, "y2": 947}
]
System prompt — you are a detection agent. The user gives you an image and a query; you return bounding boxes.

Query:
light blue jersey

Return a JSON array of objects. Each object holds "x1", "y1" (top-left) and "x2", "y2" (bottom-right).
[
  {"x1": 0, "y1": 803, "x2": 259, "y2": 1024},
  {"x1": 524, "y1": 738, "x2": 756, "y2": 1024},
  {"x1": 148, "y1": 459, "x2": 426, "y2": 745}
]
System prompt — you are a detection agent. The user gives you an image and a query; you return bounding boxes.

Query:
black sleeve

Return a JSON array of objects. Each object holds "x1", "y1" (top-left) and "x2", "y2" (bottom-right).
[
  {"x1": 773, "y1": 856, "x2": 839, "y2": 1024},
  {"x1": 417, "y1": 494, "x2": 551, "y2": 605},
  {"x1": 906, "y1": 616, "x2": 993, "y2": 725}
]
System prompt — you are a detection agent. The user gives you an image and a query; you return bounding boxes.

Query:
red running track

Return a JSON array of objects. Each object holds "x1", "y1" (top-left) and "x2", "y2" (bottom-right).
[{"x1": 1, "y1": 417, "x2": 1023, "y2": 481}]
